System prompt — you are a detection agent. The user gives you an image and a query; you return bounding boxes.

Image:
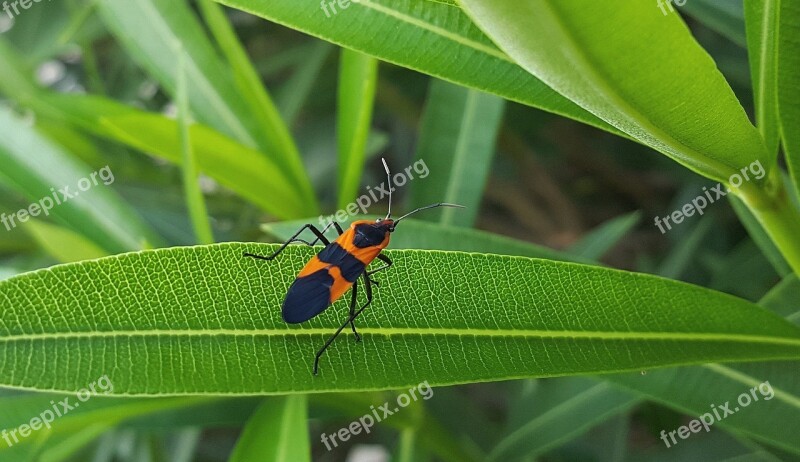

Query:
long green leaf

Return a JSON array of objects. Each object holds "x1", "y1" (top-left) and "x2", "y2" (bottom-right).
[
  {"x1": 0, "y1": 108, "x2": 157, "y2": 254},
  {"x1": 337, "y1": 49, "x2": 379, "y2": 210},
  {"x1": 0, "y1": 244, "x2": 799, "y2": 394},
  {"x1": 229, "y1": 396, "x2": 310, "y2": 462},
  {"x1": 411, "y1": 79, "x2": 504, "y2": 227},
  {"x1": 212, "y1": 0, "x2": 622, "y2": 137},
  {"x1": 195, "y1": 0, "x2": 313, "y2": 203},
  {"x1": 567, "y1": 211, "x2": 640, "y2": 261},
  {"x1": 457, "y1": 0, "x2": 770, "y2": 185},
  {"x1": 96, "y1": 0, "x2": 318, "y2": 209},
  {"x1": 176, "y1": 48, "x2": 215, "y2": 245},
  {"x1": 776, "y1": 0, "x2": 800, "y2": 201},
  {"x1": 744, "y1": 0, "x2": 780, "y2": 158}
]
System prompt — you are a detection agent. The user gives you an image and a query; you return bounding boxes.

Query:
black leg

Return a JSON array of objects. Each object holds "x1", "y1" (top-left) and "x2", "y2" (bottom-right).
[
  {"x1": 309, "y1": 221, "x2": 345, "y2": 245},
  {"x1": 313, "y1": 272, "x2": 374, "y2": 375},
  {"x1": 348, "y1": 279, "x2": 361, "y2": 342},
  {"x1": 243, "y1": 224, "x2": 331, "y2": 261},
  {"x1": 366, "y1": 253, "x2": 393, "y2": 286}
]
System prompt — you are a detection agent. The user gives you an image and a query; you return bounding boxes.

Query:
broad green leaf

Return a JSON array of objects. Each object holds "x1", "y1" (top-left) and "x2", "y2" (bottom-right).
[
  {"x1": 745, "y1": 0, "x2": 780, "y2": 158},
  {"x1": 411, "y1": 79, "x2": 504, "y2": 227},
  {"x1": 0, "y1": 108, "x2": 157, "y2": 254},
  {"x1": 567, "y1": 211, "x2": 640, "y2": 261},
  {"x1": 457, "y1": 0, "x2": 770, "y2": 185},
  {"x1": 25, "y1": 220, "x2": 108, "y2": 264},
  {"x1": 683, "y1": 0, "x2": 747, "y2": 47},
  {"x1": 96, "y1": 0, "x2": 317, "y2": 207},
  {"x1": 1, "y1": 244, "x2": 800, "y2": 394},
  {"x1": 337, "y1": 49, "x2": 379, "y2": 210},
  {"x1": 776, "y1": 0, "x2": 800, "y2": 202},
  {"x1": 261, "y1": 218, "x2": 593, "y2": 264},
  {"x1": 212, "y1": 0, "x2": 623, "y2": 137},
  {"x1": 229, "y1": 396, "x2": 310, "y2": 462},
  {"x1": 493, "y1": 379, "x2": 639, "y2": 461}
]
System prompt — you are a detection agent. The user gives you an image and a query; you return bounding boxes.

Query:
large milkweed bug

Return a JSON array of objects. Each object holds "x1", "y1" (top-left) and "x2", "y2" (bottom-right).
[{"x1": 244, "y1": 159, "x2": 464, "y2": 374}]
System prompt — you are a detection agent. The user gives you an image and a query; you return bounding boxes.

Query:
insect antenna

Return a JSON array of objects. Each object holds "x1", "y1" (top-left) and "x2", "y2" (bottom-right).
[
  {"x1": 392, "y1": 202, "x2": 465, "y2": 227},
  {"x1": 381, "y1": 158, "x2": 393, "y2": 220}
]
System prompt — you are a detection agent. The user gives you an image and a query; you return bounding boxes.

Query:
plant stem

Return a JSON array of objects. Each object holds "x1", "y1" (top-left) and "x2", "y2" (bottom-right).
[{"x1": 739, "y1": 169, "x2": 800, "y2": 277}]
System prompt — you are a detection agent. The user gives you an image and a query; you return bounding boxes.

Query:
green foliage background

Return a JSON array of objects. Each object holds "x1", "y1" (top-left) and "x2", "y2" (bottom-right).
[{"x1": 0, "y1": 0, "x2": 798, "y2": 460}]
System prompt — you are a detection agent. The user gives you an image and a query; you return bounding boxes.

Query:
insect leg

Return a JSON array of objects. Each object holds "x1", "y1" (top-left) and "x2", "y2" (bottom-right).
[
  {"x1": 309, "y1": 221, "x2": 345, "y2": 245},
  {"x1": 243, "y1": 224, "x2": 331, "y2": 261},
  {"x1": 313, "y1": 272, "x2": 375, "y2": 375},
  {"x1": 366, "y1": 253, "x2": 393, "y2": 286},
  {"x1": 348, "y1": 278, "x2": 361, "y2": 342}
]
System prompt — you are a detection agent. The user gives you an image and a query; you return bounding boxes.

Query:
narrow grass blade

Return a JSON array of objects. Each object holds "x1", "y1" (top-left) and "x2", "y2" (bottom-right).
[
  {"x1": 176, "y1": 47, "x2": 214, "y2": 245},
  {"x1": 411, "y1": 80, "x2": 504, "y2": 227},
  {"x1": 337, "y1": 49, "x2": 378, "y2": 210},
  {"x1": 567, "y1": 211, "x2": 641, "y2": 261},
  {"x1": 744, "y1": 0, "x2": 780, "y2": 158},
  {"x1": 229, "y1": 396, "x2": 310, "y2": 462}
]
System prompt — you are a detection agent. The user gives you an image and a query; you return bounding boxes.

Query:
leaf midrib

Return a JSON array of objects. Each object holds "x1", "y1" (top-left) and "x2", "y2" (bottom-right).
[{"x1": 2, "y1": 328, "x2": 799, "y2": 347}]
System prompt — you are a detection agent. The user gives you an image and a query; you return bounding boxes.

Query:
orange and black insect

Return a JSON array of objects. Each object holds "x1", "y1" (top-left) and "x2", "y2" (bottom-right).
[{"x1": 244, "y1": 159, "x2": 463, "y2": 374}]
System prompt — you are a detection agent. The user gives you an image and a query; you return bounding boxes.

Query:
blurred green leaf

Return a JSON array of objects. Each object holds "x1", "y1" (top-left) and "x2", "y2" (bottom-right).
[
  {"x1": 25, "y1": 220, "x2": 108, "y2": 264},
  {"x1": 0, "y1": 108, "x2": 157, "y2": 254},
  {"x1": 99, "y1": 112, "x2": 312, "y2": 219},
  {"x1": 96, "y1": 0, "x2": 318, "y2": 210},
  {"x1": 195, "y1": 0, "x2": 314, "y2": 205},
  {"x1": 683, "y1": 0, "x2": 747, "y2": 47},
  {"x1": 458, "y1": 0, "x2": 770, "y2": 185},
  {"x1": 411, "y1": 80, "x2": 504, "y2": 227},
  {"x1": 567, "y1": 211, "x2": 641, "y2": 261},
  {"x1": 1, "y1": 243, "x2": 800, "y2": 394},
  {"x1": 337, "y1": 49, "x2": 378, "y2": 210},
  {"x1": 276, "y1": 41, "x2": 332, "y2": 124},
  {"x1": 494, "y1": 378, "x2": 639, "y2": 461},
  {"x1": 229, "y1": 396, "x2": 310, "y2": 462},
  {"x1": 213, "y1": 0, "x2": 623, "y2": 137},
  {"x1": 176, "y1": 48, "x2": 215, "y2": 245}
]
